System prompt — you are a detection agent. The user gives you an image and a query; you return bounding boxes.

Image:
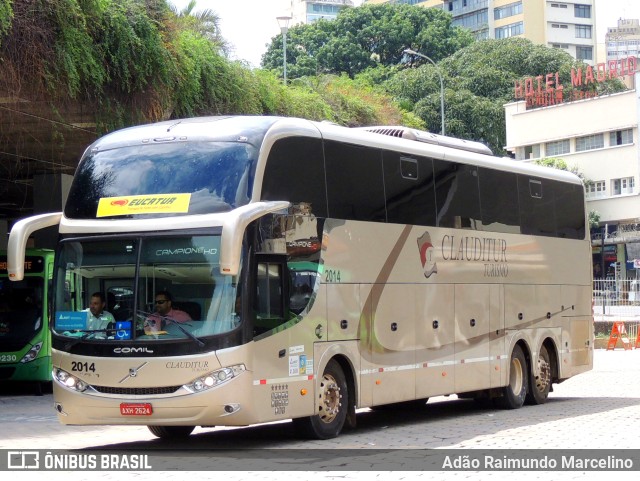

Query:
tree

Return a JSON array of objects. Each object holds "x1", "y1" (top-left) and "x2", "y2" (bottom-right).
[
  {"x1": 379, "y1": 38, "x2": 627, "y2": 154},
  {"x1": 169, "y1": 0, "x2": 228, "y2": 54},
  {"x1": 589, "y1": 210, "x2": 601, "y2": 230},
  {"x1": 261, "y1": 3, "x2": 474, "y2": 80},
  {"x1": 0, "y1": 0, "x2": 11, "y2": 43}
]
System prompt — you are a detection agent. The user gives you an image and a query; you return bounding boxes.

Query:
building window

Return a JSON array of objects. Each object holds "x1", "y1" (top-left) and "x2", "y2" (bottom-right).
[
  {"x1": 574, "y1": 4, "x2": 591, "y2": 18},
  {"x1": 545, "y1": 139, "x2": 570, "y2": 156},
  {"x1": 576, "y1": 134, "x2": 604, "y2": 152},
  {"x1": 495, "y1": 21, "x2": 523, "y2": 39},
  {"x1": 586, "y1": 181, "x2": 606, "y2": 199},
  {"x1": 522, "y1": 144, "x2": 541, "y2": 160},
  {"x1": 610, "y1": 129, "x2": 633, "y2": 146},
  {"x1": 453, "y1": 10, "x2": 489, "y2": 30},
  {"x1": 576, "y1": 46, "x2": 593, "y2": 60},
  {"x1": 494, "y1": 1, "x2": 522, "y2": 20},
  {"x1": 576, "y1": 25, "x2": 592, "y2": 39},
  {"x1": 551, "y1": 3, "x2": 568, "y2": 8},
  {"x1": 612, "y1": 177, "x2": 634, "y2": 196}
]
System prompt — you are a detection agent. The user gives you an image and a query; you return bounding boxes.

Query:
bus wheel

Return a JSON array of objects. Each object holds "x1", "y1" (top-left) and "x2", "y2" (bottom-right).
[
  {"x1": 147, "y1": 425, "x2": 195, "y2": 439},
  {"x1": 525, "y1": 345, "x2": 551, "y2": 405},
  {"x1": 496, "y1": 345, "x2": 528, "y2": 410},
  {"x1": 293, "y1": 359, "x2": 348, "y2": 439}
]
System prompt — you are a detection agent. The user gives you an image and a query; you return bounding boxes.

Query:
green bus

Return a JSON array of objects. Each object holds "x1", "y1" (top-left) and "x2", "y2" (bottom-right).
[{"x1": 0, "y1": 249, "x2": 54, "y2": 392}]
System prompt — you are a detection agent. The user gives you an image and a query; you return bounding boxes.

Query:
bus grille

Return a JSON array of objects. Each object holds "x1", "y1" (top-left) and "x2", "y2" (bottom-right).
[
  {"x1": 363, "y1": 127, "x2": 406, "y2": 138},
  {"x1": 92, "y1": 385, "x2": 182, "y2": 395}
]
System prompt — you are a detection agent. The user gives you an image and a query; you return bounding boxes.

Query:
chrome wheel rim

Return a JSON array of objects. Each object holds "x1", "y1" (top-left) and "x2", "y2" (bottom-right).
[{"x1": 318, "y1": 373, "x2": 341, "y2": 424}]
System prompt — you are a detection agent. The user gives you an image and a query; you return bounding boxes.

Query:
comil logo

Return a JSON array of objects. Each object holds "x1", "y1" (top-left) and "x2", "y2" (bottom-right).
[{"x1": 417, "y1": 231, "x2": 437, "y2": 278}]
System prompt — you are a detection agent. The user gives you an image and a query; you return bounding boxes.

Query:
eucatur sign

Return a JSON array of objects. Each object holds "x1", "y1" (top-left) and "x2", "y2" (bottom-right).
[{"x1": 514, "y1": 56, "x2": 637, "y2": 108}]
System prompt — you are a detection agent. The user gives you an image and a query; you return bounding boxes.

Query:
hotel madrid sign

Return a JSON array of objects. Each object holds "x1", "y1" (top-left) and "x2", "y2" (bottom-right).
[{"x1": 514, "y1": 56, "x2": 637, "y2": 109}]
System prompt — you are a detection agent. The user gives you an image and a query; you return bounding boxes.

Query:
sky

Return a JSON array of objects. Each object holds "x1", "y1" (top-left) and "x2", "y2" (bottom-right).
[{"x1": 169, "y1": 0, "x2": 640, "y2": 68}]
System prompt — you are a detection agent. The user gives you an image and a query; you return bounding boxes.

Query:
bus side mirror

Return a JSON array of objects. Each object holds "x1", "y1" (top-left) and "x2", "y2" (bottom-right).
[{"x1": 7, "y1": 213, "x2": 62, "y2": 281}]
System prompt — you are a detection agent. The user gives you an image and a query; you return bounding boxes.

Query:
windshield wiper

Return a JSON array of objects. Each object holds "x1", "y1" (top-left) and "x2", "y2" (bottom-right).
[
  {"x1": 137, "y1": 311, "x2": 205, "y2": 347},
  {"x1": 61, "y1": 328, "x2": 113, "y2": 349}
]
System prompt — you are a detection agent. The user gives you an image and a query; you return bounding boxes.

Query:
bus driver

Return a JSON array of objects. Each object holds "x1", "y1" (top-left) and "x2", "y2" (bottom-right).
[{"x1": 86, "y1": 292, "x2": 115, "y2": 338}]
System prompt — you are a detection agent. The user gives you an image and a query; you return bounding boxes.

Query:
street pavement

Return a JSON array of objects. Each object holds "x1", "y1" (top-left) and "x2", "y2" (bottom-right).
[{"x1": 1, "y1": 348, "x2": 639, "y2": 480}]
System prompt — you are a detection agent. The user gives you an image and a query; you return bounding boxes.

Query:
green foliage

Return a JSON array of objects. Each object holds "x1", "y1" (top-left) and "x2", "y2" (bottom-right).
[
  {"x1": 378, "y1": 38, "x2": 629, "y2": 154},
  {"x1": 533, "y1": 157, "x2": 592, "y2": 185},
  {"x1": 533, "y1": 157, "x2": 569, "y2": 170},
  {"x1": 90, "y1": 0, "x2": 172, "y2": 94},
  {"x1": 0, "y1": 0, "x2": 433, "y2": 139},
  {"x1": 0, "y1": 0, "x2": 12, "y2": 43},
  {"x1": 262, "y1": 3, "x2": 474, "y2": 80},
  {"x1": 169, "y1": 0, "x2": 228, "y2": 54}
]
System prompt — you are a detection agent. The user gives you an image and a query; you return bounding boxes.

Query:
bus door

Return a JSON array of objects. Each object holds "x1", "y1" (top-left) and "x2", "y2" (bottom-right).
[{"x1": 250, "y1": 256, "x2": 293, "y2": 415}]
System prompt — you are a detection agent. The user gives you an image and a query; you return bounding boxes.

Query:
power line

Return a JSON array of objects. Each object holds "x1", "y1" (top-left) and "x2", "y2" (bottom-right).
[
  {"x1": 0, "y1": 149, "x2": 74, "y2": 170},
  {"x1": 0, "y1": 103, "x2": 98, "y2": 135}
]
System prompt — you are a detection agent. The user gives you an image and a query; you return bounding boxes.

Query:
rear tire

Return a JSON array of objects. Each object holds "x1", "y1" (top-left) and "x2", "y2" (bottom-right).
[
  {"x1": 293, "y1": 359, "x2": 348, "y2": 439},
  {"x1": 147, "y1": 425, "x2": 195, "y2": 439},
  {"x1": 525, "y1": 345, "x2": 552, "y2": 405},
  {"x1": 496, "y1": 344, "x2": 528, "y2": 410}
]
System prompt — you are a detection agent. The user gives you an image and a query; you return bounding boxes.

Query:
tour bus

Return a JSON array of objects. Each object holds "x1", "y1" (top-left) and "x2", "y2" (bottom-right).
[
  {"x1": 0, "y1": 249, "x2": 54, "y2": 392},
  {"x1": 7, "y1": 116, "x2": 592, "y2": 439}
]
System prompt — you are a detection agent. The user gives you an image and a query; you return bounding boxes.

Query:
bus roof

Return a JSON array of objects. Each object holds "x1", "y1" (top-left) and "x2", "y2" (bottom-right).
[{"x1": 84, "y1": 115, "x2": 582, "y2": 187}]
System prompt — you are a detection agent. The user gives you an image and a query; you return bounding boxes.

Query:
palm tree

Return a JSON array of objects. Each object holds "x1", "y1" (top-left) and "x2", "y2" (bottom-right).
[{"x1": 170, "y1": 0, "x2": 229, "y2": 54}]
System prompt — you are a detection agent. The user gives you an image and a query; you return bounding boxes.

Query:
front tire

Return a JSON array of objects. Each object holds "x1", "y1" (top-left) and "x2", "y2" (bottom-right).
[
  {"x1": 496, "y1": 344, "x2": 528, "y2": 410},
  {"x1": 525, "y1": 345, "x2": 552, "y2": 405},
  {"x1": 293, "y1": 359, "x2": 348, "y2": 439},
  {"x1": 148, "y1": 425, "x2": 195, "y2": 439}
]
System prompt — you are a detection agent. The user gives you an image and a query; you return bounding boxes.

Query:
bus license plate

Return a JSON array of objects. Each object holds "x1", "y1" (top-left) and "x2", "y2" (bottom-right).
[{"x1": 120, "y1": 403, "x2": 153, "y2": 416}]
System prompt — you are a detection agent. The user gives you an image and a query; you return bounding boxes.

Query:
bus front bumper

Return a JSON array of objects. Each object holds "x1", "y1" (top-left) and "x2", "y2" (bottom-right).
[{"x1": 52, "y1": 378, "x2": 257, "y2": 427}]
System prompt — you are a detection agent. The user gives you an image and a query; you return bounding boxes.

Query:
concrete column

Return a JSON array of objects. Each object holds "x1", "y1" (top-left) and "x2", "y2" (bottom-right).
[
  {"x1": 0, "y1": 219, "x2": 7, "y2": 251},
  {"x1": 32, "y1": 173, "x2": 73, "y2": 249}
]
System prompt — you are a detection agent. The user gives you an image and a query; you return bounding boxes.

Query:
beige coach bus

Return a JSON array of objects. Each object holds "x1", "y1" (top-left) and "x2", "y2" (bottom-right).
[{"x1": 7, "y1": 116, "x2": 592, "y2": 440}]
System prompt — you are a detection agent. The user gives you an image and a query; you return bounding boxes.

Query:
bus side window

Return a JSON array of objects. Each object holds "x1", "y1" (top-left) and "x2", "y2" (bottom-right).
[{"x1": 254, "y1": 257, "x2": 289, "y2": 334}]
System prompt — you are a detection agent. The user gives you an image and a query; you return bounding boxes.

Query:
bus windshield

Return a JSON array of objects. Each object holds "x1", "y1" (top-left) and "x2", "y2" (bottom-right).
[
  {"x1": 64, "y1": 141, "x2": 257, "y2": 219},
  {"x1": 54, "y1": 235, "x2": 240, "y2": 343},
  {"x1": 0, "y1": 277, "x2": 44, "y2": 347}
]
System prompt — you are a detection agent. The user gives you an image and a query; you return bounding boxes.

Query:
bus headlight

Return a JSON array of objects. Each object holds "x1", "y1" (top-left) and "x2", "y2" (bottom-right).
[
  {"x1": 20, "y1": 342, "x2": 43, "y2": 363},
  {"x1": 184, "y1": 364, "x2": 246, "y2": 393},
  {"x1": 53, "y1": 368, "x2": 88, "y2": 392}
]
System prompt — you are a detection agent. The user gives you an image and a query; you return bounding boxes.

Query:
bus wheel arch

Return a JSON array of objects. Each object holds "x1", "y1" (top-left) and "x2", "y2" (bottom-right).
[
  {"x1": 293, "y1": 356, "x2": 354, "y2": 439},
  {"x1": 525, "y1": 339, "x2": 557, "y2": 405},
  {"x1": 496, "y1": 342, "x2": 528, "y2": 410}
]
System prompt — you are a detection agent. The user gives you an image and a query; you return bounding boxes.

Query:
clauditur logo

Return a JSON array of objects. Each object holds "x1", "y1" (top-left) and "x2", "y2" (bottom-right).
[{"x1": 417, "y1": 231, "x2": 437, "y2": 278}]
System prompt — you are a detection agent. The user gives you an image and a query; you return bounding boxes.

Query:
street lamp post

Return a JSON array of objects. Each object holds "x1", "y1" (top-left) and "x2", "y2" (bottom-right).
[
  {"x1": 403, "y1": 48, "x2": 445, "y2": 136},
  {"x1": 276, "y1": 16, "x2": 292, "y2": 85}
]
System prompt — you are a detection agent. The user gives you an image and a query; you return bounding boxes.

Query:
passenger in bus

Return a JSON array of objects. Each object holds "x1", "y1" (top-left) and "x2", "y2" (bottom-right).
[
  {"x1": 145, "y1": 291, "x2": 191, "y2": 334},
  {"x1": 85, "y1": 292, "x2": 115, "y2": 337}
]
